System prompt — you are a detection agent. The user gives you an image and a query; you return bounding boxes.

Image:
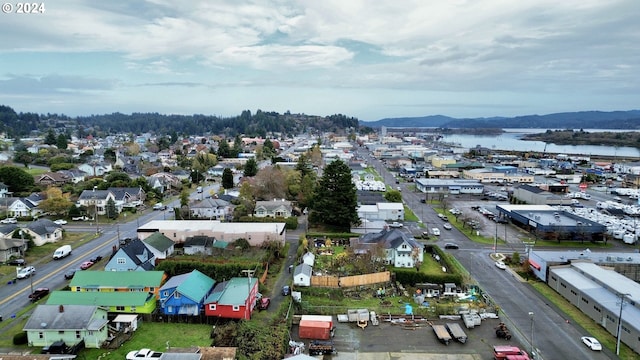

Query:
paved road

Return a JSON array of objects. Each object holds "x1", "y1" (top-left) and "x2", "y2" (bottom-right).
[{"x1": 363, "y1": 148, "x2": 615, "y2": 359}]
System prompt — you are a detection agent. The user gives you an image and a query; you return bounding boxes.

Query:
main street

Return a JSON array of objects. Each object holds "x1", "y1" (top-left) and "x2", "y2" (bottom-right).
[
  {"x1": 364, "y1": 148, "x2": 614, "y2": 360},
  {"x1": 0, "y1": 198, "x2": 180, "y2": 322}
]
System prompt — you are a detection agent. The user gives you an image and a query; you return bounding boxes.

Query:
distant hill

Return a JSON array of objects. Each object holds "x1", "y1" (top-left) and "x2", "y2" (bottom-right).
[{"x1": 362, "y1": 110, "x2": 640, "y2": 129}]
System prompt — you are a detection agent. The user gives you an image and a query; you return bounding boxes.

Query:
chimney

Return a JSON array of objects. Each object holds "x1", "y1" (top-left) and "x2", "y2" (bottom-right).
[{"x1": 59, "y1": 305, "x2": 64, "y2": 313}]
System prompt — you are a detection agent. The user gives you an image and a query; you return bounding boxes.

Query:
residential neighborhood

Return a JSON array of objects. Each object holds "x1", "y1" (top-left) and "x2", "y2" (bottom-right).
[{"x1": 0, "y1": 120, "x2": 639, "y2": 360}]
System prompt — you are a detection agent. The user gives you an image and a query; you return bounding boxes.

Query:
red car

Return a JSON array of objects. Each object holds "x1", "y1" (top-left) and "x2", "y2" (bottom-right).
[
  {"x1": 80, "y1": 261, "x2": 94, "y2": 270},
  {"x1": 257, "y1": 297, "x2": 271, "y2": 310}
]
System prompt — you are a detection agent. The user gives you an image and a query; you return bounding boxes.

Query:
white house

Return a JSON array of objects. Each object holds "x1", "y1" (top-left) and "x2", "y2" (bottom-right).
[
  {"x1": 357, "y1": 202, "x2": 404, "y2": 222},
  {"x1": 141, "y1": 232, "x2": 175, "y2": 260},
  {"x1": 77, "y1": 189, "x2": 117, "y2": 215},
  {"x1": 190, "y1": 198, "x2": 233, "y2": 220},
  {"x1": 293, "y1": 263, "x2": 312, "y2": 287},
  {"x1": 254, "y1": 199, "x2": 293, "y2": 218},
  {"x1": 354, "y1": 229, "x2": 424, "y2": 268}
]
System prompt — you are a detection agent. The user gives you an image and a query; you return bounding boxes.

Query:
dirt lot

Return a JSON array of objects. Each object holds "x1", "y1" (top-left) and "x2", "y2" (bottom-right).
[{"x1": 291, "y1": 316, "x2": 529, "y2": 360}]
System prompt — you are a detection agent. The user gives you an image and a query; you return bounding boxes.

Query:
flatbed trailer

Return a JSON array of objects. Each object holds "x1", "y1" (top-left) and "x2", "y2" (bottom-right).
[
  {"x1": 446, "y1": 322, "x2": 468, "y2": 343},
  {"x1": 432, "y1": 324, "x2": 452, "y2": 345},
  {"x1": 308, "y1": 340, "x2": 337, "y2": 356}
]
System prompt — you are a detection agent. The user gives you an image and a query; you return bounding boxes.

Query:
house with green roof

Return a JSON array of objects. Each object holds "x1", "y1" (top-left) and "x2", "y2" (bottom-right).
[
  {"x1": 204, "y1": 277, "x2": 259, "y2": 320},
  {"x1": 141, "y1": 232, "x2": 175, "y2": 259},
  {"x1": 69, "y1": 271, "x2": 166, "y2": 299},
  {"x1": 159, "y1": 270, "x2": 215, "y2": 316},
  {"x1": 47, "y1": 290, "x2": 157, "y2": 314}
]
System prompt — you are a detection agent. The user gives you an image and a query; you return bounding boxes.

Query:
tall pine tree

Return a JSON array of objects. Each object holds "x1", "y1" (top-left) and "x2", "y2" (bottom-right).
[{"x1": 309, "y1": 160, "x2": 359, "y2": 231}]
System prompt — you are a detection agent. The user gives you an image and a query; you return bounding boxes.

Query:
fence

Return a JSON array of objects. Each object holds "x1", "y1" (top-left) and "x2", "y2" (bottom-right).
[{"x1": 310, "y1": 271, "x2": 390, "y2": 288}]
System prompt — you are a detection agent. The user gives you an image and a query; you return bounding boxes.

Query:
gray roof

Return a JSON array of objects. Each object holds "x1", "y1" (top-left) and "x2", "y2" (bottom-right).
[
  {"x1": 27, "y1": 219, "x2": 62, "y2": 235},
  {"x1": 78, "y1": 189, "x2": 113, "y2": 201},
  {"x1": 24, "y1": 305, "x2": 107, "y2": 331},
  {"x1": 190, "y1": 198, "x2": 229, "y2": 209},
  {"x1": 294, "y1": 263, "x2": 312, "y2": 277},
  {"x1": 359, "y1": 229, "x2": 421, "y2": 250}
]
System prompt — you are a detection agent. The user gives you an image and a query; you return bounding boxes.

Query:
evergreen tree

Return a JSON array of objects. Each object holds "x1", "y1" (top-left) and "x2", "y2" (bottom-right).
[
  {"x1": 309, "y1": 160, "x2": 359, "y2": 230},
  {"x1": 244, "y1": 157, "x2": 258, "y2": 177},
  {"x1": 106, "y1": 198, "x2": 118, "y2": 219},
  {"x1": 218, "y1": 139, "x2": 231, "y2": 158},
  {"x1": 56, "y1": 134, "x2": 68, "y2": 150},
  {"x1": 222, "y1": 168, "x2": 234, "y2": 189},
  {"x1": 0, "y1": 166, "x2": 34, "y2": 193},
  {"x1": 44, "y1": 129, "x2": 56, "y2": 145}
]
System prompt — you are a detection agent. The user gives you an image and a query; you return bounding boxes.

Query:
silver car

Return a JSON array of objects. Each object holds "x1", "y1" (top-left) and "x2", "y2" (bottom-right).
[{"x1": 17, "y1": 266, "x2": 36, "y2": 279}]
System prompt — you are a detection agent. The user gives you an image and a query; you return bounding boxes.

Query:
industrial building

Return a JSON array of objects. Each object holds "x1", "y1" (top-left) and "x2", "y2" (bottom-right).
[{"x1": 414, "y1": 178, "x2": 484, "y2": 195}]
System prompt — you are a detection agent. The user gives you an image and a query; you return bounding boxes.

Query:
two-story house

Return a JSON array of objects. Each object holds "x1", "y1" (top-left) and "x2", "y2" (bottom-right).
[
  {"x1": 159, "y1": 270, "x2": 215, "y2": 316},
  {"x1": 189, "y1": 198, "x2": 233, "y2": 220},
  {"x1": 69, "y1": 271, "x2": 166, "y2": 299},
  {"x1": 47, "y1": 290, "x2": 157, "y2": 314},
  {"x1": 141, "y1": 232, "x2": 175, "y2": 260},
  {"x1": 353, "y1": 229, "x2": 424, "y2": 268},
  {"x1": 108, "y1": 187, "x2": 146, "y2": 209},
  {"x1": 105, "y1": 239, "x2": 155, "y2": 271},
  {"x1": 77, "y1": 188, "x2": 117, "y2": 216}
]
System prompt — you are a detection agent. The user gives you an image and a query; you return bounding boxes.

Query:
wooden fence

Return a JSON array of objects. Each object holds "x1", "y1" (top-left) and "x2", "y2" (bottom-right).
[{"x1": 310, "y1": 271, "x2": 390, "y2": 288}]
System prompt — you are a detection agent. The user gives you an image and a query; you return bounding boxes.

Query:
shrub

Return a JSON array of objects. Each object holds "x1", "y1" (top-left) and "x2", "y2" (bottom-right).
[{"x1": 13, "y1": 331, "x2": 28, "y2": 345}]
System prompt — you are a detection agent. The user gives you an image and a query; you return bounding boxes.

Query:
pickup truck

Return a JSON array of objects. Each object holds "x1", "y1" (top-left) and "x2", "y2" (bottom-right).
[{"x1": 126, "y1": 349, "x2": 163, "y2": 360}]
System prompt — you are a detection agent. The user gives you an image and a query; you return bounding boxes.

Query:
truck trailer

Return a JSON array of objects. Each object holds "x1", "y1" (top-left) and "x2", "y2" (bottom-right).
[
  {"x1": 446, "y1": 322, "x2": 468, "y2": 343},
  {"x1": 298, "y1": 315, "x2": 335, "y2": 340},
  {"x1": 432, "y1": 324, "x2": 452, "y2": 345}
]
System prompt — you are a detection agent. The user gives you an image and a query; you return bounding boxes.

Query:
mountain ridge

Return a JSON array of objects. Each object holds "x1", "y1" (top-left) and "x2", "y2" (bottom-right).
[{"x1": 362, "y1": 110, "x2": 640, "y2": 129}]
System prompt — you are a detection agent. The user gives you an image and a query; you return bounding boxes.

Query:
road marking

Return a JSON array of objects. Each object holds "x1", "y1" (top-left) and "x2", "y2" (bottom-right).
[{"x1": 0, "y1": 234, "x2": 117, "y2": 307}]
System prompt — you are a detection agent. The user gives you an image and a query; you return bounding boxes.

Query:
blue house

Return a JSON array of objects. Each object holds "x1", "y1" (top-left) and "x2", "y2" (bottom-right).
[
  {"x1": 105, "y1": 239, "x2": 155, "y2": 271},
  {"x1": 159, "y1": 270, "x2": 215, "y2": 316}
]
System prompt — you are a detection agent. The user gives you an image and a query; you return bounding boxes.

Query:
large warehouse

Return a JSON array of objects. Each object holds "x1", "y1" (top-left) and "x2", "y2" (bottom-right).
[
  {"x1": 496, "y1": 204, "x2": 607, "y2": 242},
  {"x1": 548, "y1": 261, "x2": 640, "y2": 354}
]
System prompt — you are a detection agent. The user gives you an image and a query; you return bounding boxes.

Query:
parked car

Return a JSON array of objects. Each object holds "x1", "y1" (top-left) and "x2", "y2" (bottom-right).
[
  {"x1": 90, "y1": 255, "x2": 103, "y2": 263},
  {"x1": 443, "y1": 243, "x2": 459, "y2": 250},
  {"x1": 72, "y1": 215, "x2": 91, "y2": 221},
  {"x1": 389, "y1": 222, "x2": 403, "y2": 228},
  {"x1": 17, "y1": 266, "x2": 36, "y2": 279},
  {"x1": 581, "y1": 336, "x2": 602, "y2": 351},
  {"x1": 80, "y1": 261, "x2": 95, "y2": 270},
  {"x1": 432, "y1": 228, "x2": 441, "y2": 236},
  {"x1": 0, "y1": 217, "x2": 17, "y2": 224},
  {"x1": 64, "y1": 268, "x2": 80, "y2": 279},
  {"x1": 7, "y1": 258, "x2": 26, "y2": 266},
  {"x1": 29, "y1": 287, "x2": 50, "y2": 302},
  {"x1": 257, "y1": 297, "x2": 271, "y2": 310},
  {"x1": 282, "y1": 285, "x2": 291, "y2": 296},
  {"x1": 54, "y1": 219, "x2": 68, "y2": 225},
  {"x1": 443, "y1": 223, "x2": 452, "y2": 230},
  {"x1": 495, "y1": 261, "x2": 507, "y2": 270}
]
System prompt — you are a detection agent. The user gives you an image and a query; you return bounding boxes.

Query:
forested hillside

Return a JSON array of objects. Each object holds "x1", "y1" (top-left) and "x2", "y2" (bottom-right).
[{"x1": 0, "y1": 105, "x2": 359, "y2": 137}]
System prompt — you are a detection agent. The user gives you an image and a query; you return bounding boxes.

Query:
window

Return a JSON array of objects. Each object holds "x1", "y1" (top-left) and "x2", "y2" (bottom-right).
[
  {"x1": 594, "y1": 306, "x2": 601, "y2": 312},
  {"x1": 131, "y1": 306, "x2": 136, "y2": 312},
  {"x1": 209, "y1": 304, "x2": 216, "y2": 311},
  {"x1": 581, "y1": 297, "x2": 589, "y2": 304},
  {"x1": 116, "y1": 306, "x2": 125, "y2": 311},
  {"x1": 174, "y1": 292, "x2": 181, "y2": 298},
  {"x1": 560, "y1": 282, "x2": 566, "y2": 288},
  {"x1": 167, "y1": 306, "x2": 173, "y2": 313},
  {"x1": 233, "y1": 305, "x2": 240, "y2": 312},
  {"x1": 570, "y1": 290, "x2": 577, "y2": 295},
  {"x1": 76, "y1": 331, "x2": 81, "y2": 339},
  {"x1": 149, "y1": 287, "x2": 155, "y2": 292},
  {"x1": 117, "y1": 258, "x2": 126, "y2": 264},
  {"x1": 38, "y1": 332, "x2": 44, "y2": 339},
  {"x1": 89, "y1": 331, "x2": 94, "y2": 336},
  {"x1": 58, "y1": 331, "x2": 64, "y2": 335}
]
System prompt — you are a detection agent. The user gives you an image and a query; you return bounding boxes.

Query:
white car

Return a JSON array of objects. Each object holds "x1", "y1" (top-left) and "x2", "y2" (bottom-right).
[
  {"x1": 0, "y1": 217, "x2": 17, "y2": 224},
  {"x1": 54, "y1": 219, "x2": 67, "y2": 225},
  {"x1": 443, "y1": 223, "x2": 452, "y2": 230},
  {"x1": 432, "y1": 228, "x2": 440, "y2": 236},
  {"x1": 495, "y1": 261, "x2": 507, "y2": 270},
  {"x1": 17, "y1": 266, "x2": 36, "y2": 279},
  {"x1": 581, "y1": 336, "x2": 602, "y2": 351},
  {"x1": 389, "y1": 222, "x2": 403, "y2": 228}
]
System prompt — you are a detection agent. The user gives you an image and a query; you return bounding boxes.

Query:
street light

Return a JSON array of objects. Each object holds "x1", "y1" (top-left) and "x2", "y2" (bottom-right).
[
  {"x1": 528, "y1": 312, "x2": 535, "y2": 358},
  {"x1": 616, "y1": 292, "x2": 631, "y2": 356}
]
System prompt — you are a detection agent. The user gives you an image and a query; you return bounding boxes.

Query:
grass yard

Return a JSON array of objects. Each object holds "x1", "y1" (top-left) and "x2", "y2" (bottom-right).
[{"x1": 81, "y1": 322, "x2": 213, "y2": 359}]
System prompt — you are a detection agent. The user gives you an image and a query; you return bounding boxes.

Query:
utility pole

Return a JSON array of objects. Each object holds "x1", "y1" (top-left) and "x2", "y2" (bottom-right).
[{"x1": 616, "y1": 292, "x2": 631, "y2": 355}]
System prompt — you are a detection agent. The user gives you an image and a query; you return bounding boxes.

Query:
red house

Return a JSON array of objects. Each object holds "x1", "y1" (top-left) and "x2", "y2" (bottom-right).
[{"x1": 204, "y1": 277, "x2": 259, "y2": 320}]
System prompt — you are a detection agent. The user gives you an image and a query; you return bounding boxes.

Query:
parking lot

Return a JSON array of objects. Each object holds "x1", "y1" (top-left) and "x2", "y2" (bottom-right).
[{"x1": 292, "y1": 316, "x2": 528, "y2": 359}]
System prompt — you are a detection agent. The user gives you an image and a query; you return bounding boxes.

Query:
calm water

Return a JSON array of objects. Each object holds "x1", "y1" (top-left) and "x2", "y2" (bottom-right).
[{"x1": 440, "y1": 129, "x2": 640, "y2": 158}]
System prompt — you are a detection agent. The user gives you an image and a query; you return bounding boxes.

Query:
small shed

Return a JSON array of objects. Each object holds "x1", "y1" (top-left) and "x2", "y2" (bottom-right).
[
  {"x1": 112, "y1": 314, "x2": 139, "y2": 332},
  {"x1": 301, "y1": 252, "x2": 315, "y2": 267},
  {"x1": 293, "y1": 263, "x2": 312, "y2": 287}
]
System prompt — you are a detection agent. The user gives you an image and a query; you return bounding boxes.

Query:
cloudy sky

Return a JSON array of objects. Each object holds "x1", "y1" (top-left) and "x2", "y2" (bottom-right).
[{"x1": 0, "y1": 0, "x2": 638, "y2": 121}]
